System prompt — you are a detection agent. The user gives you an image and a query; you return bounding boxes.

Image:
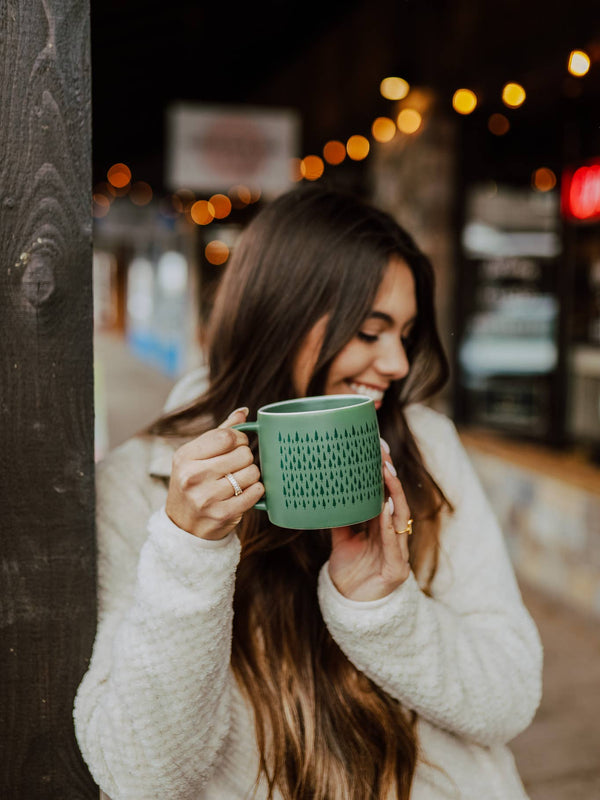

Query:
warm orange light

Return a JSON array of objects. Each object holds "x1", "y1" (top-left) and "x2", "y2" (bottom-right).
[
  {"x1": 92, "y1": 193, "x2": 110, "y2": 218},
  {"x1": 371, "y1": 117, "x2": 396, "y2": 143},
  {"x1": 94, "y1": 181, "x2": 116, "y2": 198},
  {"x1": 290, "y1": 158, "x2": 303, "y2": 181},
  {"x1": 380, "y1": 76, "x2": 410, "y2": 100},
  {"x1": 452, "y1": 88, "x2": 478, "y2": 115},
  {"x1": 249, "y1": 186, "x2": 262, "y2": 203},
  {"x1": 396, "y1": 109, "x2": 422, "y2": 134},
  {"x1": 228, "y1": 184, "x2": 251, "y2": 207},
  {"x1": 205, "y1": 240, "x2": 230, "y2": 266},
  {"x1": 568, "y1": 49, "x2": 591, "y2": 77},
  {"x1": 190, "y1": 200, "x2": 215, "y2": 225},
  {"x1": 300, "y1": 155, "x2": 325, "y2": 180},
  {"x1": 107, "y1": 163, "x2": 131, "y2": 188},
  {"x1": 171, "y1": 195, "x2": 184, "y2": 213},
  {"x1": 209, "y1": 193, "x2": 232, "y2": 219},
  {"x1": 346, "y1": 135, "x2": 370, "y2": 161},
  {"x1": 502, "y1": 82, "x2": 526, "y2": 108},
  {"x1": 323, "y1": 140, "x2": 346, "y2": 165},
  {"x1": 488, "y1": 113, "x2": 510, "y2": 136},
  {"x1": 130, "y1": 181, "x2": 153, "y2": 206},
  {"x1": 532, "y1": 167, "x2": 557, "y2": 192}
]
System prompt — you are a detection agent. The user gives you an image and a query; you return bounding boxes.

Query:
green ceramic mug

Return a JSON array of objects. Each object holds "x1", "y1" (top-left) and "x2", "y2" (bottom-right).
[{"x1": 234, "y1": 395, "x2": 384, "y2": 529}]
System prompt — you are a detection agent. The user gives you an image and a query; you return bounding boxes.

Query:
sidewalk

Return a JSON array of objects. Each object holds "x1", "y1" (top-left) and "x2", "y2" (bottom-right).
[{"x1": 94, "y1": 330, "x2": 600, "y2": 800}]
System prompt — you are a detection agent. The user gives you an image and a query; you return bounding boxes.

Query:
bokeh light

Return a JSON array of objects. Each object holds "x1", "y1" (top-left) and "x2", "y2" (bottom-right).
[
  {"x1": 129, "y1": 181, "x2": 153, "y2": 206},
  {"x1": 371, "y1": 117, "x2": 396, "y2": 143},
  {"x1": 205, "y1": 240, "x2": 230, "y2": 265},
  {"x1": 452, "y1": 88, "x2": 478, "y2": 115},
  {"x1": 94, "y1": 181, "x2": 116, "y2": 199},
  {"x1": 346, "y1": 135, "x2": 370, "y2": 160},
  {"x1": 209, "y1": 193, "x2": 232, "y2": 219},
  {"x1": 532, "y1": 167, "x2": 557, "y2": 192},
  {"x1": 568, "y1": 49, "x2": 591, "y2": 77},
  {"x1": 92, "y1": 193, "x2": 110, "y2": 218},
  {"x1": 380, "y1": 76, "x2": 410, "y2": 100},
  {"x1": 323, "y1": 140, "x2": 346, "y2": 165},
  {"x1": 229, "y1": 184, "x2": 252, "y2": 208},
  {"x1": 488, "y1": 113, "x2": 510, "y2": 136},
  {"x1": 396, "y1": 109, "x2": 422, "y2": 134},
  {"x1": 301, "y1": 155, "x2": 325, "y2": 180},
  {"x1": 290, "y1": 158, "x2": 303, "y2": 181},
  {"x1": 501, "y1": 82, "x2": 526, "y2": 108},
  {"x1": 190, "y1": 200, "x2": 215, "y2": 225},
  {"x1": 107, "y1": 163, "x2": 131, "y2": 188}
]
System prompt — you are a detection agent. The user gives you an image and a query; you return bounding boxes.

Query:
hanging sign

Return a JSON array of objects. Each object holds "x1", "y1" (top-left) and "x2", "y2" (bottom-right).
[
  {"x1": 562, "y1": 160, "x2": 600, "y2": 222},
  {"x1": 166, "y1": 103, "x2": 300, "y2": 197}
]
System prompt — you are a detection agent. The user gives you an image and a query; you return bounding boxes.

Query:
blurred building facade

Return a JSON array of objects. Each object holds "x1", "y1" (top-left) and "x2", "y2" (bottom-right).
[{"x1": 91, "y1": 0, "x2": 600, "y2": 616}]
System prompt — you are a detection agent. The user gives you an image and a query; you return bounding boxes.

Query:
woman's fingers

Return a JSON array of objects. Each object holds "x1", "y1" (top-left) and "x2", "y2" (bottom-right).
[
  {"x1": 177, "y1": 426, "x2": 250, "y2": 463},
  {"x1": 382, "y1": 497, "x2": 410, "y2": 561},
  {"x1": 216, "y1": 464, "x2": 261, "y2": 501},
  {"x1": 217, "y1": 406, "x2": 250, "y2": 429}
]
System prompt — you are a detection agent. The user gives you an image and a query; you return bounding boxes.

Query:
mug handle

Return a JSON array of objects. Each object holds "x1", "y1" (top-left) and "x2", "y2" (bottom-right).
[{"x1": 232, "y1": 421, "x2": 267, "y2": 512}]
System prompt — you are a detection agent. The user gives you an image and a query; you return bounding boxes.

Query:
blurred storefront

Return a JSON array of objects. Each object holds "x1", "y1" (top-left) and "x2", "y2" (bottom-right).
[{"x1": 370, "y1": 72, "x2": 600, "y2": 617}]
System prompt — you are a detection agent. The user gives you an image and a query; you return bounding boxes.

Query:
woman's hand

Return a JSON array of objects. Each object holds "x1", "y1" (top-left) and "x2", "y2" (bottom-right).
[
  {"x1": 165, "y1": 408, "x2": 264, "y2": 540},
  {"x1": 328, "y1": 443, "x2": 412, "y2": 601}
]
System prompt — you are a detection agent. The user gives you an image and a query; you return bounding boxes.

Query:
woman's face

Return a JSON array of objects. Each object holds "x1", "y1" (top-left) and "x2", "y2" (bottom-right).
[{"x1": 293, "y1": 257, "x2": 417, "y2": 409}]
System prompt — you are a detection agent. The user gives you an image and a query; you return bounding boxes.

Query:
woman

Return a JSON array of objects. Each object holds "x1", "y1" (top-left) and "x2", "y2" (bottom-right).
[{"x1": 75, "y1": 186, "x2": 542, "y2": 800}]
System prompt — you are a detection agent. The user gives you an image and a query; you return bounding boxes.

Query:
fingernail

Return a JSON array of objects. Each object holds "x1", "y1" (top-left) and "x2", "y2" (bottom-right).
[
  {"x1": 380, "y1": 437, "x2": 390, "y2": 454},
  {"x1": 384, "y1": 460, "x2": 397, "y2": 477},
  {"x1": 229, "y1": 406, "x2": 249, "y2": 417},
  {"x1": 388, "y1": 497, "x2": 394, "y2": 515}
]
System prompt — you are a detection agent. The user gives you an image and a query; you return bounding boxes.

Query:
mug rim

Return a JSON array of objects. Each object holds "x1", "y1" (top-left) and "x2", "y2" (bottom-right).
[{"x1": 258, "y1": 394, "x2": 373, "y2": 416}]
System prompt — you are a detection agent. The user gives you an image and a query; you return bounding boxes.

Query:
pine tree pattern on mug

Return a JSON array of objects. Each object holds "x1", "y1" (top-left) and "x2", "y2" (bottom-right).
[{"x1": 278, "y1": 421, "x2": 382, "y2": 510}]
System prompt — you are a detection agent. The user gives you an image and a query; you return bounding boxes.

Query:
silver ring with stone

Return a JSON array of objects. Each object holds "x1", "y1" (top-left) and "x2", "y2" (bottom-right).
[{"x1": 225, "y1": 472, "x2": 243, "y2": 497}]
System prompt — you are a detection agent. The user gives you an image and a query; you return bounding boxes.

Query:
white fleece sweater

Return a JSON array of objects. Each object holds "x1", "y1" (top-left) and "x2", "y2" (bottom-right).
[{"x1": 74, "y1": 402, "x2": 542, "y2": 800}]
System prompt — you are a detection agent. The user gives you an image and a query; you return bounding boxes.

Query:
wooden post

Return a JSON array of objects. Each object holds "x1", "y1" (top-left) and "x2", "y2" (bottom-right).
[{"x1": 0, "y1": 0, "x2": 97, "y2": 796}]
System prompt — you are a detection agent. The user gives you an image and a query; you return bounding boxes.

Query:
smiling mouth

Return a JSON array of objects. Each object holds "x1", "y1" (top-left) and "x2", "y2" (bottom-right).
[{"x1": 347, "y1": 381, "x2": 385, "y2": 403}]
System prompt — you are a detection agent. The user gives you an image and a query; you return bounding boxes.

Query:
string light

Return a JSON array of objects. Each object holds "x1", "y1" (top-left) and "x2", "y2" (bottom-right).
[
  {"x1": 568, "y1": 49, "x2": 590, "y2": 77},
  {"x1": 190, "y1": 200, "x2": 215, "y2": 225},
  {"x1": 129, "y1": 181, "x2": 153, "y2": 206},
  {"x1": 300, "y1": 155, "x2": 324, "y2": 180},
  {"x1": 371, "y1": 117, "x2": 396, "y2": 142},
  {"x1": 488, "y1": 113, "x2": 510, "y2": 135},
  {"x1": 323, "y1": 140, "x2": 346, "y2": 165},
  {"x1": 107, "y1": 163, "x2": 131, "y2": 188},
  {"x1": 532, "y1": 167, "x2": 557, "y2": 192},
  {"x1": 380, "y1": 77, "x2": 410, "y2": 100},
  {"x1": 92, "y1": 194, "x2": 110, "y2": 218},
  {"x1": 290, "y1": 158, "x2": 303, "y2": 182},
  {"x1": 209, "y1": 193, "x2": 232, "y2": 219},
  {"x1": 452, "y1": 88, "x2": 478, "y2": 115},
  {"x1": 502, "y1": 82, "x2": 526, "y2": 108},
  {"x1": 396, "y1": 109, "x2": 422, "y2": 134},
  {"x1": 346, "y1": 135, "x2": 370, "y2": 160},
  {"x1": 205, "y1": 240, "x2": 230, "y2": 265}
]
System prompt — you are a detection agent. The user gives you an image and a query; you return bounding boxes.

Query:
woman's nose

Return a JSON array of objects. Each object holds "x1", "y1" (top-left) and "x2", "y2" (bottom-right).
[{"x1": 376, "y1": 339, "x2": 410, "y2": 380}]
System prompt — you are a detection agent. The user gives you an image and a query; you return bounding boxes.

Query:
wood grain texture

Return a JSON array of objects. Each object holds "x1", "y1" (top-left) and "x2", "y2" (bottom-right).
[{"x1": 0, "y1": 0, "x2": 97, "y2": 796}]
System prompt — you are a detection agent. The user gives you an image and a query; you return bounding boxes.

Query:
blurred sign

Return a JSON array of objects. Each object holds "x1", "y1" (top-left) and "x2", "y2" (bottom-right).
[
  {"x1": 166, "y1": 103, "x2": 300, "y2": 197},
  {"x1": 562, "y1": 160, "x2": 600, "y2": 222}
]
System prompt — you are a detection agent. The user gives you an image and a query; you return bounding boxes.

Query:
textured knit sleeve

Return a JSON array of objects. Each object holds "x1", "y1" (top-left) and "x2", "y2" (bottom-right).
[
  {"x1": 318, "y1": 406, "x2": 543, "y2": 747},
  {"x1": 74, "y1": 439, "x2": 241, "y2": 800}
]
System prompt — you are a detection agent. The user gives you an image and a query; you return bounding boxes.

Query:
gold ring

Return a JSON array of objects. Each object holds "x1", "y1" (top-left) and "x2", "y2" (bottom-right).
[
  {"x1": 225, "y1": 472, "x2": 243, "y2": 497},
  {"x1": 395, "y1": 518, "x2": 413, "y2": 536}
]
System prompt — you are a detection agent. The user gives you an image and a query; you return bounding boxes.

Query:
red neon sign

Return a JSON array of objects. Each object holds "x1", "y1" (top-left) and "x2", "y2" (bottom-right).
[{"x1": 562, "y1": 160, "x2": 600, "y2": 222}]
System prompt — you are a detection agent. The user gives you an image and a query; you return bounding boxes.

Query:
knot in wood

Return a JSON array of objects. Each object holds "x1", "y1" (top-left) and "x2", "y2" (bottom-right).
[{"x1": 21, "y1": 252, "x2": 56, "y2": 308}]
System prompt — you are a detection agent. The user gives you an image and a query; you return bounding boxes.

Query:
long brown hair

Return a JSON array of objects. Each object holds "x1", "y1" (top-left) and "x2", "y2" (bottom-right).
[{"x1": 149, "y1": 185, "x2": 451, "y2": 798}]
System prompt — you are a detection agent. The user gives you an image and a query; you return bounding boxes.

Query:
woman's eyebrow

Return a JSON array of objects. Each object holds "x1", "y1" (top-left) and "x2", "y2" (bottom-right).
[
  {"x1": 367, "y1": 311, "x2": 417, "y2": 328},
  {"x1": 366, "y1": 311, "x2": 394, "y2": 324}
]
